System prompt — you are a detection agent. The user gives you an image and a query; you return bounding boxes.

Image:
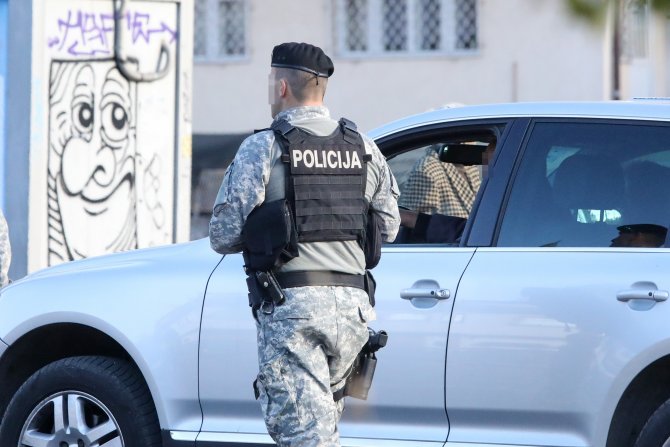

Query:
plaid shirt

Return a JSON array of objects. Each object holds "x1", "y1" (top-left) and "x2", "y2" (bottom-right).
[{"x1": 398, "y1": 147, "x2": 481, "y2": 219}]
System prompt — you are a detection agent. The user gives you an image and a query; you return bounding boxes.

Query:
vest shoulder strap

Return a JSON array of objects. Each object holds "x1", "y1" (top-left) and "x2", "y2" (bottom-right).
[
  {"x1": 339, "y1": 117, "x2": 360, "y2": 145},
  {"x1": 271, "y1": 119, "x2": 297, "y2": 138},
  {"x1": 339, "y1": 118, "x2": 372, "y2": 162}
]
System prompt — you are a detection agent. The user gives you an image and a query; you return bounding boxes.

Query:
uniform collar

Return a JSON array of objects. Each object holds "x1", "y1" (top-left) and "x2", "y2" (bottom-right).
[{"x1": 274, "y1": 106, "x2": 331, "y2": 123}]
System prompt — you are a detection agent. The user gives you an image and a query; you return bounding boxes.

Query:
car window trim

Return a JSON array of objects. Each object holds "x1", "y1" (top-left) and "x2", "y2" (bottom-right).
[
  {"x1": 464, "y1": 118, "x2": 530, "y2": 247},
  {"x1": 375, "y1": 118, "x2": 515, "y2": 248},
  {"x1": 376, "y1": 119, "x2": 509, "y2": 159}
]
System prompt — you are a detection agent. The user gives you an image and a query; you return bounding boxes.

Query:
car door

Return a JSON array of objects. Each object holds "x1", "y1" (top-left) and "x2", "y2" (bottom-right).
[
  {"x1": 445, "y1": 119, "x2": 670, "y2": 447},
  {"x1": 197, "y1": 119, "x2": 513, "y2": 446}
]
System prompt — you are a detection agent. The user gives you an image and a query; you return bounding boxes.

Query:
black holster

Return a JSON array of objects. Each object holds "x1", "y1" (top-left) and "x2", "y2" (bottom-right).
[
  {"x1": 245, "y1": 268, "x2": 285, "y2": 316},
  {"x1": 342, "y1": 351, "x2": 378, "y2": 400},
  {"x1": 246, "y1": 273, "x2": 264, "y2": 310},
  {"x1": 339, "y1": 328, "x2": 388, "y2": 401}
]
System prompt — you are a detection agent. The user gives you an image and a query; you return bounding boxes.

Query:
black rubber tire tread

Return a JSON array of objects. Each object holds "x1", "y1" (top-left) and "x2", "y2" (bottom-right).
[
  {"x1": 0, "y1": 355, "x2": 161, "y2": 447},
  {"x1": 635, "y1": 397, "x2": 670, "y2": 447}
]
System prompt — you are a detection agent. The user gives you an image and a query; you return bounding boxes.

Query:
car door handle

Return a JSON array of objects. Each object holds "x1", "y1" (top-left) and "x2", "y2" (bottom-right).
[
  {"x1": 617, "y1": 289, "x2": 669, "y2": 302},
  {"x1": 400, "y1": 288, "x2": 450, "y2": 300}
]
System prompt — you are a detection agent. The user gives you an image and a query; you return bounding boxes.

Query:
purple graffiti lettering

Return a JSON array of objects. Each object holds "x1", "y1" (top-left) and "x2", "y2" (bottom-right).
[
  {"x1": 67, "y1": 41, "x2": 111, "y2": 57},
  {"x1": 128, "y1": 14, "x2": 177, "y2": 44},
  {"x1": 131, "y1": 12, "x2": 151, "y2": 43},
  {"x1": 49, "y1": 9, "x2": 178, "y2": 55},
  {"x1": 56, "y1": 10, "x2": 79, "y2": 52},
  {"x1": 81, "y1": 13, "x2": 107, "y2": 47},
  {"x1": 156, "y1": 22, "x2": 178, "y2": 43}
]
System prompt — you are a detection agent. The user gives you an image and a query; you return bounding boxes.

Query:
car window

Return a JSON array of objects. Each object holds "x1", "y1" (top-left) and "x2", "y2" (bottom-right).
[
  {"x1": 498, "y1": 121, "x2": 670, "y2": 248},
  {"x1": 385, "y1": 126, "x2": 501, "y2": 244}
]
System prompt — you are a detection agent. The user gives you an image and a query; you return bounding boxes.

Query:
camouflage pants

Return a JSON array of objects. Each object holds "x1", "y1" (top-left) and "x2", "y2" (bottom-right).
[{"x1": 255, "y1": 285, "x2": 375, "y2": 447}]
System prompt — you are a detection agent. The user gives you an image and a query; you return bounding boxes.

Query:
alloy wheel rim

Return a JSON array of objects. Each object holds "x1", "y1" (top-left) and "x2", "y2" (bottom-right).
[{"x1": 19, "y1": 390, "x2": 124, "y2": 447}]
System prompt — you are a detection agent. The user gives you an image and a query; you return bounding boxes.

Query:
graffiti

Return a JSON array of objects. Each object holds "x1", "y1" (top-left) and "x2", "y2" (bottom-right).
[
  {"x1": 47, "y1": 10, "x2": 178, "y2": 57},
  {"x1": 47, "y1": 60, "x2": 140, "y2": 264}
]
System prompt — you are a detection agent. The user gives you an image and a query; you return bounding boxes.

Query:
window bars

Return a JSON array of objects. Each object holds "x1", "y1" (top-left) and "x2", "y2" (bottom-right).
[
  {"x1": 337, "y1": 0, "x2": 477, "y2": 56},
  {"x1": 194, "y1": 0, "x2": 247, "y2": 62}
]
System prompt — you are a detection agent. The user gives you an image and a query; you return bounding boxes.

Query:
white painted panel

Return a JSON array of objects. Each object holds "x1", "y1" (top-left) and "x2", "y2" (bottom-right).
[{"x1": 40, "y1": 0, "x2": 180, "y2": 266}]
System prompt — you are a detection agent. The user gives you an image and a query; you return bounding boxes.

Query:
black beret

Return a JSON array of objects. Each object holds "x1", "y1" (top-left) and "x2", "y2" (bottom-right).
[
  {"x1": 271, "y1": 42, "x2": 334, "y2": 78},
  {"x1": 617, "y1": 223, "x2": 668, "y2": 237}
]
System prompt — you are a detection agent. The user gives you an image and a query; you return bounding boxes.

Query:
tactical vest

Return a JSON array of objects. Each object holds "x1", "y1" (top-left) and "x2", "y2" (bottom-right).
[{"x1": 272, "y1": 117, "x2": 371, "y2": 244}]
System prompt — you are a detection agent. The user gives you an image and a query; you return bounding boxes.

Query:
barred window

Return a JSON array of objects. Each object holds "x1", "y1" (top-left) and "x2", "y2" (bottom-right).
[
  {"x1": 621, "y1": 0, "x2": 650, "y2": 61},
  {"x1": 336, "y1": 0, "x2": 477, "y2": 56},
  {"x1": 194, "y1": 0, "x2": 247, "y2": 62},
  {"x1": 346, "y1": 0, "x2": 369, "y2": 51},
  {"x1": 383, "y1": 0, "x2": 408, "y2": 51}
]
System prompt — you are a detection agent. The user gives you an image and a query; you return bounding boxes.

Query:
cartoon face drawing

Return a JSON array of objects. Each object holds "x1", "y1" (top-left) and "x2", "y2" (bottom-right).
[{"x1": 48, "y1": 60, "x2": 137, "y2": 265}]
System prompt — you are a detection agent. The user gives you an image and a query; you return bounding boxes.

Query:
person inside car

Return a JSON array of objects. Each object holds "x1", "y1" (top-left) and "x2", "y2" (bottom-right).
[
  {"x1": 397, "y1": 140, "x2": 496, "y2": 244},
  {"x1": 398, "y1": 144, "x2": 481, "y2": 219},
  {"x1": 610, "y1": 223, "x2": 667, "y2": 248}
]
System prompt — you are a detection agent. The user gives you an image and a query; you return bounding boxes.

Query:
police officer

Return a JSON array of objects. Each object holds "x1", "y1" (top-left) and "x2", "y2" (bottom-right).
[
  {"x1": 0, "y1": 209, "x2": 10, "y2": 287},
  {"x1": 209, "y1": 42, "x2": 400, "y2": 446}
]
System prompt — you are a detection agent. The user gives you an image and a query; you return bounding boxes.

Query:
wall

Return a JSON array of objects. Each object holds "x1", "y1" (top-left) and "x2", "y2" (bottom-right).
[
  {"x1": 6, "y1": 0, "x2": 192, "y2": 279},
  {"x1": 192, "y1": 0, "x2": 607, "y2": 135}
]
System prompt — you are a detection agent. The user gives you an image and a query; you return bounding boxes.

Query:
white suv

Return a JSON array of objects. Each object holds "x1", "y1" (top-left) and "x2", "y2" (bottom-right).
[{"x1": 1, "y1": 101, "x2": 670, "y2": 447}]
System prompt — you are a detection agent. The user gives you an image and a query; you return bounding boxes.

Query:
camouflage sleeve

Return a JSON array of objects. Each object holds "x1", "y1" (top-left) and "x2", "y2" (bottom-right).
[
  {"x1": 209, "y1": 131, "x2": 276, "y2": 254},
  {"x1": 363, "y1": 135, "x2": 401, "y2": 242},
  {"x1": 0, "y1": 209, "x2": 10, "y2": 286}
]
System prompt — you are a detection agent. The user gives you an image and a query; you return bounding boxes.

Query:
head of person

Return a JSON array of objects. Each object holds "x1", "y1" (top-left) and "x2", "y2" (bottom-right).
[
  {"x1": 610, "y1": 224, "x2": 668, "y2": 248},
  {"x1": 482, "y1": 140, "x2": 497, "y2": 164},
  {"x1": 268, "y1": 42, "x2": 334, "y2": 118},
  {"x1": 481, "y1": 140, "x2": 497, "y2": 177}
]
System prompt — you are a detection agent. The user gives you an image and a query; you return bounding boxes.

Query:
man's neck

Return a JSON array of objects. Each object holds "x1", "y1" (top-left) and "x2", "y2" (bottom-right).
[{"x1": 281, "y1": 99, "x2": 323, "y2": 111}]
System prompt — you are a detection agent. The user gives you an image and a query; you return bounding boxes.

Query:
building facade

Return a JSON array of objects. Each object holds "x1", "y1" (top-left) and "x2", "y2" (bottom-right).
[
  {"x1": 189, "y1": 0, "x2": 670, "y2": 238},
  {"x1": 192, "y1": 0, "x2": 670, "y2": 132}
]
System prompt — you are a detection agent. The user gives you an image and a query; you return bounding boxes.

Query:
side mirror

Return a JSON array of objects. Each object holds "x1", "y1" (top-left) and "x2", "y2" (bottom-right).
[{"x1": 438, "y1": 144, "x2": 487, "y2": 166}]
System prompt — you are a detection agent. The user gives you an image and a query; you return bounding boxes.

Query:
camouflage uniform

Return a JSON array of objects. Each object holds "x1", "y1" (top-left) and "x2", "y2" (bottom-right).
[
  {"x1": 210, "y1": 106, "x2": 400, "y2": 446},
  {"x1": 0, "y1": 209, "x2": 10, "y2": 287}
]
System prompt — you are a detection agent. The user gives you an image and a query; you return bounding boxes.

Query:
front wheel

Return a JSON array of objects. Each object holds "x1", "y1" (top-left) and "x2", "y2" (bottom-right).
[
  {"x1": 0, "y1": 356, "x2": 161, "y2": 447},
  {"x1": 635, "y1": 397, "x2": 670, "y2": 447}
]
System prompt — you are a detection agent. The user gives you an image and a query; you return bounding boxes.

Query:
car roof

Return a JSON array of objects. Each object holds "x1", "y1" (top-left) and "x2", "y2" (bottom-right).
[{"x1": 368, "y1": 101, "x2": 670, "y2": 140}]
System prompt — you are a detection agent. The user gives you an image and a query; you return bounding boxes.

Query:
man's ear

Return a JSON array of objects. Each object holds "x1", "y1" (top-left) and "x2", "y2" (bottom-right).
[{"x1": 279, "y1": 79, "x2": 288, "y2": 98}]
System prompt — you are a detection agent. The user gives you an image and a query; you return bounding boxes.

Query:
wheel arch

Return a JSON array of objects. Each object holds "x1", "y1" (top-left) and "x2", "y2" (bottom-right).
[
  {"x1": 0, "y1": 323, "x2": 152, "y2": 425},
  {"x1": 607, "y1": 354, "x2": 670, "y2": 447}
]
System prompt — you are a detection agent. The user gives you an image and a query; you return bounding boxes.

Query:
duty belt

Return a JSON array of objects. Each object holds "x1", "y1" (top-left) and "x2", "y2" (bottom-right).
[{"x1": 274, "y1": 271, "x2": 366, "y2": 290}]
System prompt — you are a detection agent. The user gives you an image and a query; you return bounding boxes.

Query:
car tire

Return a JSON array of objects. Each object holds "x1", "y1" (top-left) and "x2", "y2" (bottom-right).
[
  {"x1": 0, "y1": 355, "x2": 161, "y2": 447},
  {"x1": 635, "y1": 397, "x2": 670, "y2": 447}
]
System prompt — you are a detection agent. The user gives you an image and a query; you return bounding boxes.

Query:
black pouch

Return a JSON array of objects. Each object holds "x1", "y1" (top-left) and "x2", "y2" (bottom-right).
[
  {"x1": 246, "y1": 274, "x2": 264, "y2": 309},
  {"x1": 242, "y1": 199, "x2": 298, "y2": 271},
  {"x1": 363, "y1": 210, "x2": 382, "y2": 269},
  {"x1": 364, "y1": 270, "x2": 376, "y2": 307}
]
